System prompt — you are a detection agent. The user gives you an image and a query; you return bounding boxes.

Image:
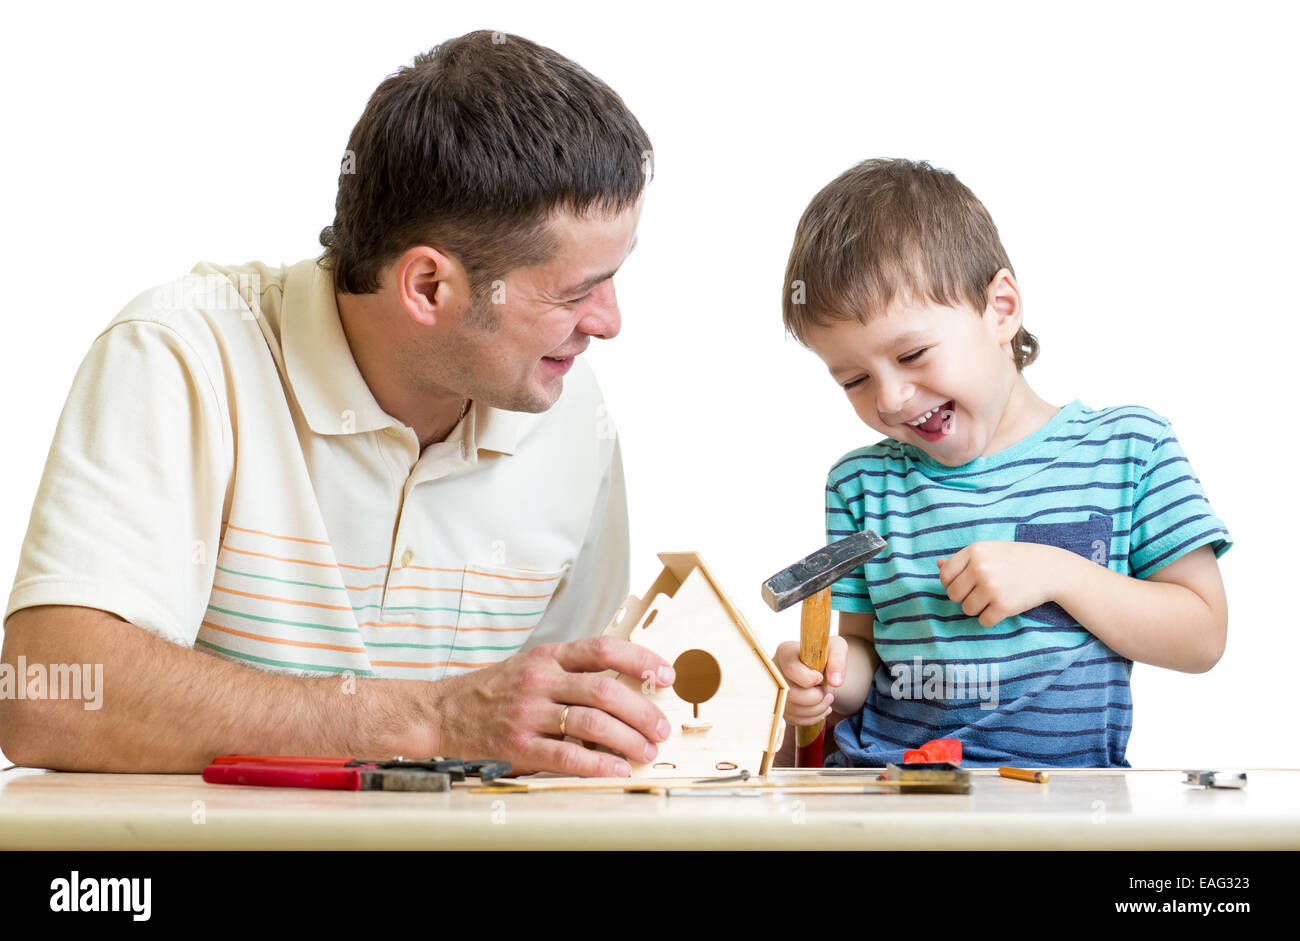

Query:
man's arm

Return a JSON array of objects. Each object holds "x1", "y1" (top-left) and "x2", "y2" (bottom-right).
[
  {"x1": 1052, "y1": 544, "x2": 1228, "y2": 673},
  {"x1": 0, "y1": 605, "x2": 677, "y2": 774},
  {"x1": 0, "y1": 605, "x2": 435, "y2": 771}
]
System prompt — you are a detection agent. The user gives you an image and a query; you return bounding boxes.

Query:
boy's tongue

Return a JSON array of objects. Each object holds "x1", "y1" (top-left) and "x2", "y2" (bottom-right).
[{"x1": 918, "y1": 400, "x2": 953, "y2": 433}]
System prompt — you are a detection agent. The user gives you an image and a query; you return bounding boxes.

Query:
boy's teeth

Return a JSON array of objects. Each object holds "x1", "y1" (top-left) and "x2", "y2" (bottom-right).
[{"x1": 907, "y1": 402, "x2": 949, "y2": 426}]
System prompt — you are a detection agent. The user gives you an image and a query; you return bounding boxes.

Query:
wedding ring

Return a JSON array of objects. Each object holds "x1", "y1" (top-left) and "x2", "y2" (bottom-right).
[{"x1": 559, "y1": 705, "x2": 571, "y2": 737}]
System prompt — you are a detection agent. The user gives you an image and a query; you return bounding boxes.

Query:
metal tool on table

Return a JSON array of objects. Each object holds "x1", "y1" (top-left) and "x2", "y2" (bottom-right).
[
  {"x1": 203, "y1": 755, "x2": 512, "y2": 792},
  {"x1": 885, "y1": 761, "x2": 972, "y2": 795},
  {"x1": 1182, "y1": 769, "x2": 1247, "y2": 789},
  {"x1": 761, "y1": 530, "x2": 888, "y2": 767}
]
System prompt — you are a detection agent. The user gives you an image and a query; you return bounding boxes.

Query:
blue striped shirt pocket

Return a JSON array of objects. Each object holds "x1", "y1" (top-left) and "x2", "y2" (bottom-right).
[{"x1": 1013, "y1": 512, "x2": 1113, "y2": 627}]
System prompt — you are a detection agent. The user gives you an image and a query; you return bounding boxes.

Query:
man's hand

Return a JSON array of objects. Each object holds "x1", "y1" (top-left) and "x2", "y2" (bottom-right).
[
  {"x1": 937, "y1": 541, "x2": 1068, "y2": 627},
  {"x1": 430, "y1": 636, "x2": 677, "y2": 777},
  {"x1": 773, "y1": 636, "x2": 847, "y2": 726}
]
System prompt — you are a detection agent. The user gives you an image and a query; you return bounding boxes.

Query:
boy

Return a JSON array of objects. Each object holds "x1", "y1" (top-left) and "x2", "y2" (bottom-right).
[{"x1": 774, "y1": 158, "x2": 1232, "y2": 767}]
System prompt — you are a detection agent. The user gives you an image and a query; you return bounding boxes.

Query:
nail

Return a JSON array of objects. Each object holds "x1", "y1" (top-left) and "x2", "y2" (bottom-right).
[
  {"x1": 614, "y1": 761, "x2": 631, "y2": 777},
  {"x1": 657, "y1": 718, "x2": 670, "y2": 740},
  {"x1": 828, "y1": 672, "x2": 842, "y2": 686},
  {"x1": 657, "y1": 664, "x2": 675, "y2": 685},
  {"x1": 643, "y1": 742, "x2": 657, "y2": 762}
]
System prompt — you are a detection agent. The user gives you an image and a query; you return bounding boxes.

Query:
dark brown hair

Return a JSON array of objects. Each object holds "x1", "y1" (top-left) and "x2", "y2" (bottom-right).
[
  {"x1": 319, "y1": 30, "x2": 652, "y2": 298},
  {"x1": 782, "y1": 158, "x2": 1039, "y2": 371}
]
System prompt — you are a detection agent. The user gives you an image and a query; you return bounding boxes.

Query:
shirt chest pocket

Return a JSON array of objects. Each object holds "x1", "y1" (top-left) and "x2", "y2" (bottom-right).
[
  {"x1": 1013, "y1": 513, "x2": 1113, "y2": 628},
  {"x1": 443, "y1": 561, "x2": 570, "y2": 677}
]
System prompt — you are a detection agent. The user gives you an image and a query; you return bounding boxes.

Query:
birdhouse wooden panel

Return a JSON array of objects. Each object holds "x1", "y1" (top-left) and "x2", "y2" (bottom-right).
[{"x1": 597, "y1": 552, "x2": 788, "y2": 777}]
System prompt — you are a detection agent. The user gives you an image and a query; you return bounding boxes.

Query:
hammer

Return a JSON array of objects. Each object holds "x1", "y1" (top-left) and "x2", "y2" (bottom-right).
[{"x1": 762, "y1": 530, "x2": 887, "y2": 767}]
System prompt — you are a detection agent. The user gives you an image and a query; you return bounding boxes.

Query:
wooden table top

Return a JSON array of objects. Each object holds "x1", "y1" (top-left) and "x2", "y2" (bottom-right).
[{"x1": 3, "y1": 766, "x2": 1297, "y2": 850}]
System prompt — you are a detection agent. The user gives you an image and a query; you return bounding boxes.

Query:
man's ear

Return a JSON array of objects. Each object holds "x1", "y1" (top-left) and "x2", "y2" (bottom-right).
[
  {"x1": 984, "y1": 268, "x2": 1023, "y2": 345},
  {"x1": 392, "y1": 245, "x2": 472, "y2": 328}
]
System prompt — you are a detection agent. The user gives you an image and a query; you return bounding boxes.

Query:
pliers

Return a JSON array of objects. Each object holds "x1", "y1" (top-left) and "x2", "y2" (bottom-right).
[{"x1": 203, "y1": 755, "x2": 513, "y2": 792}]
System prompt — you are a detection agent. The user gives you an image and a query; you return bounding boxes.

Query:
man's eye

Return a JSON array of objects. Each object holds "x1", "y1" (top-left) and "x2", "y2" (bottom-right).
[
  {"x1": 901, "y1": 349, "x2": 927, "y2": 363},
  {"x1": 842, "y1": 378, "x2": 864, "y2": 391},
  {"x1": 566, "y1": 293, "x2": 591, "y2": 306}
]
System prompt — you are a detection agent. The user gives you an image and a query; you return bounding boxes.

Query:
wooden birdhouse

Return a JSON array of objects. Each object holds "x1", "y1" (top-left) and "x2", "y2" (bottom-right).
[{"x1": 597, "y1": 552, "x2": 788, "y2": 777}]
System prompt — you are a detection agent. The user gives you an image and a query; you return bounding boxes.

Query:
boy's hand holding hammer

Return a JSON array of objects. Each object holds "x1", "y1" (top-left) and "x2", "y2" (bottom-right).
[{"x1": 775, "y1": 637, "x2": 846, "y2": 726}]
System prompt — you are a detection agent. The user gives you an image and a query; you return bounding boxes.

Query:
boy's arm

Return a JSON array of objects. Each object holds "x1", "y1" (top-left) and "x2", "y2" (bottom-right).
[
  {"x1": 1052, "y1": 544, "x2": 1228, "y2": 673},
  {"x1": 829, "y1": 611, "x2": 880, "y2": 716}
]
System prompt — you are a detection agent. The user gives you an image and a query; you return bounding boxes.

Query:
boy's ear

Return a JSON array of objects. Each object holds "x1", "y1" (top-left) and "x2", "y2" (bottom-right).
[{"x1": 984, "y1": 268, "x2": 1023, "y2": 344}]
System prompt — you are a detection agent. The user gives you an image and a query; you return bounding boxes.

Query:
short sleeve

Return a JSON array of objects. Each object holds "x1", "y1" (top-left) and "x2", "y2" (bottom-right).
[
  {"x1": 524, "y1": 434, "x2": 630, "y2": 647},
  {"x1": 826, "y1": 476, "x2": 874, "y2": 614},
  {"x1": 1128, "y1": 417, "x2": 1233, "y2": 578},
  {"x1": 3, "y1": 320, "x2": 230, "y2": 645}
]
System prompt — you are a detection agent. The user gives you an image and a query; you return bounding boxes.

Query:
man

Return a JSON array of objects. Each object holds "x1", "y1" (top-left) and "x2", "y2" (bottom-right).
[{"x1": 0, "y1": 31, "x2": 673, "y2": 777}]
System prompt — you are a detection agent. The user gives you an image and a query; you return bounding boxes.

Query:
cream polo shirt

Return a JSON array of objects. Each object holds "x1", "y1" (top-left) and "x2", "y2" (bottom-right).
[{"x1": 5, "y1": 256, "x2": 629, "y2": 681}]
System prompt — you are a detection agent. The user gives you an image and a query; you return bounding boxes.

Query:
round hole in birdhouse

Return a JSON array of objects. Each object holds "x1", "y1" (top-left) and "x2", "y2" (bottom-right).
[{"x1": 672, "y1": 649, "x2": 721, "y2": 706}]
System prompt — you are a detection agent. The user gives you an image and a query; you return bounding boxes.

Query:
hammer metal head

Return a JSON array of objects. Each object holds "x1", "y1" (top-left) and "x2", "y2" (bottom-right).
[{"x1": 761, "y1": 530, "x2": 887, "y2": 612}]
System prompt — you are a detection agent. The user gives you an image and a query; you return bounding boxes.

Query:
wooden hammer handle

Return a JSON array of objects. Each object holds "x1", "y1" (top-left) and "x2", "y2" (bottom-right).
[{"x1": 795, "y1": 586, "x2": 833, "y2": 765}]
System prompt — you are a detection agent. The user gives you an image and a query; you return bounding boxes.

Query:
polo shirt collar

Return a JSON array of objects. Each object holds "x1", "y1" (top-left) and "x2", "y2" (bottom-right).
[
  {"x1": 472, "y1": 401, "x2": 525, "y2": 456},
  {"x1": 282, "y1": 256, "x2": 525, "y2": 454}
]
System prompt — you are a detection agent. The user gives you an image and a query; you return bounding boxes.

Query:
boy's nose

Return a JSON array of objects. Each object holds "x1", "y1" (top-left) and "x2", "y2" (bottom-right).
[{"x1": 877, "y1": 386, "x2": 916, "y2": 422}]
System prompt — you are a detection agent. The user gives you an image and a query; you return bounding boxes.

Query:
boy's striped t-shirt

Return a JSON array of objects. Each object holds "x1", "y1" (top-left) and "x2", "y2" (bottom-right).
[{"x1": 823, "y1": 399, "x2": 1232, "y2": 768}]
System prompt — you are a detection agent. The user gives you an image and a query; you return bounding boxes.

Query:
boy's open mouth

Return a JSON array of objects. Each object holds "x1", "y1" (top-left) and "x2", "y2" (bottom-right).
[{"x1": 907, "y1": 400, "x2": 955, "y2": 440}]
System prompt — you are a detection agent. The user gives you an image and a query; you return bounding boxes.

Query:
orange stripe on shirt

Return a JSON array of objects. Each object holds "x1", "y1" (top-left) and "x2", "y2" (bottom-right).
[
  {"x1": 211, "y1": 583, "x2": 354, "y2": 612},
  {"x1": 220, "y1": 525, "x2": 564, "y2": 583},
  {"x1": 358, "y1": 620, "x2": 536, "y2": 633},
  {"x1": 370, "y1": 659, "x2": 489, "y2": 670},
  {"x1": 222, "y1": 544, "x2": 389, "y2": 572},
  {"x1": 387, "y1": 583, "x2": 554, "y2": 599},
  {"x1": 224, "y1": 523, "x2": 332, "y2": 547},
  {"x1": 410, "y1": 564, "x2": 564, "y2": 583}
]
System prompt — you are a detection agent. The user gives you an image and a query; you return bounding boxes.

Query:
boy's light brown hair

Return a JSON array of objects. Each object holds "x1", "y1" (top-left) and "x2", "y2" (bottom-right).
[{"x1": 782, "y1": 158, "x2": 1039, "y2": 372}]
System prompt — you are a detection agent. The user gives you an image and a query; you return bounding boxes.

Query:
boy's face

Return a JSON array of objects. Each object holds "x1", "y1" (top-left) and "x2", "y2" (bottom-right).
[{"x1": 805, "y1": 279, "x2": 1023, "y2": 467}]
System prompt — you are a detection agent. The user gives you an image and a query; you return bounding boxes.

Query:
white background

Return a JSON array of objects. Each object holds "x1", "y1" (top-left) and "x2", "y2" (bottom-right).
[{"x1": 1, "y1": 0, "x2": 1295, "y2": 767}]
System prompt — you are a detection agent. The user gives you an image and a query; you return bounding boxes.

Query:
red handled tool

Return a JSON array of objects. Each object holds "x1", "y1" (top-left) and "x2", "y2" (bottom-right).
[{"x1": 202, "y1": 755, "x2": 511, "y2": 792}]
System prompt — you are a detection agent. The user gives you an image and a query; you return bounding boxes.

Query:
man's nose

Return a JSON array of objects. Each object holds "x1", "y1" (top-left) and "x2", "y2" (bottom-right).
[{"x1": 577, "y1": 280, "x2": 621, "y2": 340}]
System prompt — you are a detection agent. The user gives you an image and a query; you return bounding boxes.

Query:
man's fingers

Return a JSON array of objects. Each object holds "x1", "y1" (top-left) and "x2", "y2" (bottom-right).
[
  {"x1": 524, "y1": 735, "x2": 634, "y2": 778},
  {"x1": 555, "y1": 704, "x2": 662, "y2": 765},
  {"x1": 551, "y1": 636, "x2": 675, "y2": 688},
  {"x1": 555, "y1": 671, "x2": 671, "y2": 753}
]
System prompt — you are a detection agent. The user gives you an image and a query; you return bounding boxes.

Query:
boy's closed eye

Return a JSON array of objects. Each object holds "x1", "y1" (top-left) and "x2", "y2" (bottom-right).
[{"x1": 842, "y1": 348, "x2": 928, "y2": 390}]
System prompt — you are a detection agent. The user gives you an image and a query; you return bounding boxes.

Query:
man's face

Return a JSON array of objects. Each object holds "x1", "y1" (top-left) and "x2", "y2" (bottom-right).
[
  {"x1": 435, "y1": 200, "x2": 641, "y2": 413},
  {"x1": 804, "y1": 294, "x2": 1017, "y2": 467}
]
